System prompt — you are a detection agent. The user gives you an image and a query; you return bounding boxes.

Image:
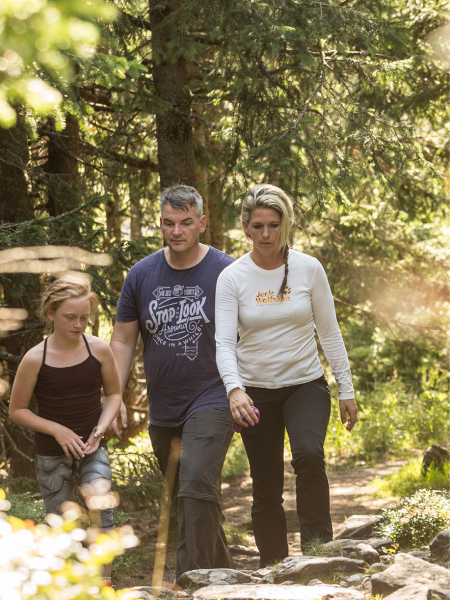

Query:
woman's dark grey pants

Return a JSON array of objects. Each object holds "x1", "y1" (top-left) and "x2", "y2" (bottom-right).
[
  {"x1": 148, "y1": 406, "x2": 235, "y2": 579},
  {"x1": 242, "y1": 376, "x2": 333, "y2": 567}
]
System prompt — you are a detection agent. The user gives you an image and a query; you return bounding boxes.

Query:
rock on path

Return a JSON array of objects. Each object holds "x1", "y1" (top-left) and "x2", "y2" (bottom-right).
[
  {"x1": 193, "y1": 583, "x2": 365, "y2": 600},
  {"x1": 371, "y1": 553, "x2": 450, "y2": 599}
]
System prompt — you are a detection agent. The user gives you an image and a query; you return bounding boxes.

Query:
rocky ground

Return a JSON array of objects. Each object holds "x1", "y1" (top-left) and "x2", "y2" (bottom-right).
[
  {"x1": 116, "y1": 459, "x2": 407, "y2": 589},
  {"x1": 122, "y1": 530, "x2": 450, "y2": 600}
]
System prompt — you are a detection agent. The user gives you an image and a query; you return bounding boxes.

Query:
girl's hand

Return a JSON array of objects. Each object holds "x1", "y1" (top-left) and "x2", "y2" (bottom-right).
[
  {"x1": 229, "y1": 388, "x2": 259, "y2": 428},
  {"x1": 53, "y1": 425, "x2": 87, "y2": 459},
  {"x1": 85, "y1": 426, "x2": 105, "y2": 455}
]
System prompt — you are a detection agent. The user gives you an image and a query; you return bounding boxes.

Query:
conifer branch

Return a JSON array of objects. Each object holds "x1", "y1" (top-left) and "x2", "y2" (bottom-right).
[{"x1": 80, "y1": 140, "x2": 159, "y2": 172}]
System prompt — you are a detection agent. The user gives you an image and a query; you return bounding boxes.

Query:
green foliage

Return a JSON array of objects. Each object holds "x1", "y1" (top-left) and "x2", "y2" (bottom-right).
[
  {"x1": 370, "y1": 459, "x2": 450, "y2": 498},
  {"x1": 373, "y1": 489, "x2": 450, "y2": 549},
  {"x1": 324, "y1": 379, "x2": 449, "y2": 463},
  {"x1": 222, "y1": 434, "x2": 249, "y2": 481},
  {"x1": 0, "y1": 0, "x2": 116, "y2": 126},
  {"x1": 6, "y1": 491, "x2": 46, "y2": 524},
  {"x1": 222, "y1": 523, "x2": 249, "y2": 547},
  {"x1": 111, "y1": 543, "x2": 155, "y2": 578},
  {"x1": 109, "y1": 435, "x2": 163, "y2": 512}
]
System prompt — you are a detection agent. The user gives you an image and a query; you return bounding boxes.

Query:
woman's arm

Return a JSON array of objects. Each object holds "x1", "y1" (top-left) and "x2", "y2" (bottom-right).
[
  {"x1": 9, "y1": 350, "x2": 88, "y2": 458},
  {"x1": 85, "y1": 341, "x2": 122, "y2": 453},
  {"x1": 311, "y1": 261, "x2": 358, "y2": 431},
  {"x1": 215, "y1": 271, "x2": 259, "y2": 428}
]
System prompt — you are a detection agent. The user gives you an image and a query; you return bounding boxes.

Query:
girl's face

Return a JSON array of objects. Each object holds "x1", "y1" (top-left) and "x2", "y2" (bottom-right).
[
  {"x1": 47, "y1": 296, "x2": 91, "y2": 340},
  {"x1": 243, "y1": 207, "x2": 282, "y2": 256}
]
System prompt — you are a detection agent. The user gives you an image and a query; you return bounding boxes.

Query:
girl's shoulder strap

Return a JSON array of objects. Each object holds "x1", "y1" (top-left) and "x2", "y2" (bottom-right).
[
  {"x1": 41, "y1": 337, "x2": 48, "y2": 366},
  {"x1": 82, "y1": 333, "x2": 92, "y2": 356}
]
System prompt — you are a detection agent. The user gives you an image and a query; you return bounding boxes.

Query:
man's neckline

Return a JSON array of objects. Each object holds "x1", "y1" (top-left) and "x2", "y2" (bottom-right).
[{"x1": 162, "y1": 245, "x2": 211, "y2": 271}]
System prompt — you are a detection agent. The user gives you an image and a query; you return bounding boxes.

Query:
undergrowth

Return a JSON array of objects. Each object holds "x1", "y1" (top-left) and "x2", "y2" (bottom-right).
[
  {"x1": 222, "y1": 523, "x2": 249, "y2": 546},
  {"x1": 370, "y1": 459, "x2": 449, "y2": 498},
  {"x1": 222, "y1": 434, "x2": 249, "y2": 480},
  {"x1": 111, "y1": 543, "x2": 155, "y2": 578},
  {"x1": 109, "y1": 432, "x2": 163, "y2": 512},
  {"x1": 324, "y1": 380, "x2": 449, "y2": 464},
  {"x1": 373, "y1": 489, "x2": 450, "y2": 549}
]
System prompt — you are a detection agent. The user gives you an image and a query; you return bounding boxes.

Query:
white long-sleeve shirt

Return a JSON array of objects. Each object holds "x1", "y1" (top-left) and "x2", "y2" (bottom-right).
[{"x1": 215, "y1": 250, "x2": 354, "y2": 399}]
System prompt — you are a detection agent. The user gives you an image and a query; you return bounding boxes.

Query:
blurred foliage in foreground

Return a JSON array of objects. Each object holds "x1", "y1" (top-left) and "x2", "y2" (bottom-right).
[
  {"x1": 0, "y1": 0, "x2": 116, "y2": 127},
  {"x1": 373, "y1": 489, "x2": 450, "y2": 550},
  {"x1": 0, "y1": 488, "x2": 139, "y2": 600}
]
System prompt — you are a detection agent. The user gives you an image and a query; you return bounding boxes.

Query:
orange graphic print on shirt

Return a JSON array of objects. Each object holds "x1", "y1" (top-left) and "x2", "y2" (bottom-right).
[{"x1": 255, "y1": 286, "x2": 291, "y2": 304}]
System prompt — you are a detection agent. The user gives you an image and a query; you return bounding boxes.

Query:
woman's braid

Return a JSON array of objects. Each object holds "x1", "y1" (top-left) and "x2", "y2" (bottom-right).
[{"x1": 278, "y1": 244, "x2": 289, "y2": 299}]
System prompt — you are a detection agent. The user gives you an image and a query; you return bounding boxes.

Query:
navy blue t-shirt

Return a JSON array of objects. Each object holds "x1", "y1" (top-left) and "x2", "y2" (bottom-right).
[{"x1": 116, "y1": 247, "x2": 234, "y2": 426}]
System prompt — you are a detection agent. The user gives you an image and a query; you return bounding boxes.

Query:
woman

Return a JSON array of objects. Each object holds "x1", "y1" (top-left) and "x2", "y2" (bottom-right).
[{"x1": 215, "y1": 184, "x2": 358, "y2": 566}]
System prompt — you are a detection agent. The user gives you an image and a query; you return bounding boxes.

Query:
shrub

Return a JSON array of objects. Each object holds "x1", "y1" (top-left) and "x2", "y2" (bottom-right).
[
  {"x1": 0, "y1": 489, "x2": 139, "y2": 600},
  {"x1": 324, "y1": 379, "x2": 449, "y2": 463},
  {"x1": 370, "y1": 459, "x2": 450, "y2": 498},
  {"x1": 373, "y1": 489, "x2": 450, "y2": 549},
  {"x1": 222, "y1": 434, "x2": 249, "y2": 481},
  {"x1": 109, "y1": 433, "x2": 163, "y2": 511}
]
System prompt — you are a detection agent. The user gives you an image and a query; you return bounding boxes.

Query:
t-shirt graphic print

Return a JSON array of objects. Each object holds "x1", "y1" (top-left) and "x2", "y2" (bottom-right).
[
  {"x1": 147, "y1": 284, "x2": 210, "y2": 361},
  {"x1": 116, "y1": 247, "x2": 234, "y2": 426}
]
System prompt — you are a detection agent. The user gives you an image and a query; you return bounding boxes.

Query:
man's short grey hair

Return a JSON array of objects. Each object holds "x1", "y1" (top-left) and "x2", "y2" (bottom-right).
[{"x1": 160, "y1": 185, "x2": 203, "y2": 219}]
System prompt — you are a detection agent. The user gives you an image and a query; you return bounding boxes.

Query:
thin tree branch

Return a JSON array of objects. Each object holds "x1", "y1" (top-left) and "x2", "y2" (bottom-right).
[{"x1": 0, "y1": 351, "x2": 22, "y2": 364}]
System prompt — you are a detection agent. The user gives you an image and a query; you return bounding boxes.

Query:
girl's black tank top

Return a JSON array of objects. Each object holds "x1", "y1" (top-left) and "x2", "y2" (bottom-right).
[{"x1": 33, "y1": 334, "x2": 104, "y2": 456}]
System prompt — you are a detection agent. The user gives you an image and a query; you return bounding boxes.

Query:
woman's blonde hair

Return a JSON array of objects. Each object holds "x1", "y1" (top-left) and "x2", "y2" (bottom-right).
[
  {"x1": 39, "y1": 277, "x2": 98, "y2": 334},
  {"x1": 242, "y1": 184, "x2": 295, "y2": 298}
]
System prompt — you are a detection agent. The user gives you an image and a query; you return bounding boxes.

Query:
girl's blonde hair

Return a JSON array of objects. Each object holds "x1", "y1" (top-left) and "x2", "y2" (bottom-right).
[
  {"x1": 241, "y1": 184, "x2": 295, "y2": 298},
  {"x1": 39, "y1": 277, "x2": 98, "y2": 334}
]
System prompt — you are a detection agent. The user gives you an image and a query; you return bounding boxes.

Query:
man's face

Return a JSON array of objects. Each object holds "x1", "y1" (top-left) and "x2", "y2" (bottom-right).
[{"x1": 160, "y1": 203, "x2": 207, "y2": 253}]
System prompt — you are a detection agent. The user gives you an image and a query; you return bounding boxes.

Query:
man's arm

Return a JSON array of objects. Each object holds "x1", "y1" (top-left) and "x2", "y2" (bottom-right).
[{"x1": 109, "y1": 320, "x2": 140, "y2": 437}]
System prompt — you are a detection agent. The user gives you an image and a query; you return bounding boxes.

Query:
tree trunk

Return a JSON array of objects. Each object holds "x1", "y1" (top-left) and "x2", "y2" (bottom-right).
[
  {"x1": 0, "y1": 121, "x2": 32, "y2": 223},
  {"x1": 0, "y1": 120, "x2": 40, "y2": 484},
  {"x1": 149, "y1": 0, "x2": 196, "y2": 190},
  {"x1": 43, "y1": 114, "x2": 80, "y2": 216}
]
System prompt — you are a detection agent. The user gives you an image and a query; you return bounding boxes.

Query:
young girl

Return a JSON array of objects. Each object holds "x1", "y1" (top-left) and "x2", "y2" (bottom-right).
[{"x1": 9, "y1": 277, "x2": 122, "y2": 586}]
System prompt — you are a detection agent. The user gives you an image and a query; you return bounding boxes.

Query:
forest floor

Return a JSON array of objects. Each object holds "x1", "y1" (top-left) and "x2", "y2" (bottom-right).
[{"x1": 115, "y1": 458, "x2": 406, "y2": 591}]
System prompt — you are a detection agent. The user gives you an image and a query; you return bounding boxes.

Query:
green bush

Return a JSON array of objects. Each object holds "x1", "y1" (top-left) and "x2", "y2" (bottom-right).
[
  {"x1": 7, "y1": 491, "x2": 46, "y2": 524},
  {"x1": 324, "y1": 379, "x2": 449, "y2": 463},
  {"x1": 222, "y1": 434, "x2": 249, "y2": 481},
  {"x1": 373, "y1": 489, "x2": 450, "y2": 549},
  {"x1": 109, "y1": 433, "x2": 163, "y2": 511},
  {"x1": 370, "y1": 459, "x2": 450, "y2": 498}
]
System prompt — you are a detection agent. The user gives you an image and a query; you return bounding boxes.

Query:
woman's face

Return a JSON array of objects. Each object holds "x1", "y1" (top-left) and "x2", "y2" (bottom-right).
[{"x1": 243, "y1": 207, "x2": 282, "y2": 256}]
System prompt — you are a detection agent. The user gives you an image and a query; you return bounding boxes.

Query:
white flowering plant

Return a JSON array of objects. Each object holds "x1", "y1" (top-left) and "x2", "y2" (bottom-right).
[{"x1": 0, "y1": 488, "x2": 139, "y2": 600}]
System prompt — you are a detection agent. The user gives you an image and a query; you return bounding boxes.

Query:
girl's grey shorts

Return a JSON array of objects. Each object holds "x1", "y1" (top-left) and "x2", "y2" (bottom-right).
[{"x1": 35, "y1": 445, "x2": 114, "y2": 530}]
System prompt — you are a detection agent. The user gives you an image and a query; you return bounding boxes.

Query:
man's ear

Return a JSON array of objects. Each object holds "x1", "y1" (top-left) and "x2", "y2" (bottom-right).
[{"x1": 199, "y1": 214, "x2": 207, "y2": 233}]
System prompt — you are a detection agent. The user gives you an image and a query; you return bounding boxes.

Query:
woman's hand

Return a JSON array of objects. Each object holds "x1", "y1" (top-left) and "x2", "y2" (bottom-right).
[
  {"x1": 339, "y1": 398, "x2": 358, "y2": 432},
  {"x1": 85, "y1": 425, "x2": 105, "y2": 455},
  {"x1": 229, "y1": 388, "x2": 259, "y2": 428},
  {"x1": 53, "y1": 424, "x2": 87, "y2": 459}
]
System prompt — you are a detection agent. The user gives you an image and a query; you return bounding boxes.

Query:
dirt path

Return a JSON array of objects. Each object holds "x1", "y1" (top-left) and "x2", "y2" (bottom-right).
[
  {"x1": 220, "y1": 459, "x2": 405, "y2": 568},
  {"x1": 117, "y1": 459, "x2": 405, "y2": 589}
]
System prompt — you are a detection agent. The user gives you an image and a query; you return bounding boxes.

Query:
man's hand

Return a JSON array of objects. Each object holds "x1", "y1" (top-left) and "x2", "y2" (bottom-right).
[
  {"x1": 109, "y1": 401, "x2": 128, "y2": 439},
  {"x1": 228, "y1": 388, "x2": 259, "y2": 428},
  {"x1": 339, "y1": 398, "x2": 358, "y2": 432}
]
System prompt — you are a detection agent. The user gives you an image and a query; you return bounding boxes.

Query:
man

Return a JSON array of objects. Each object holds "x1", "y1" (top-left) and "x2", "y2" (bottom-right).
[{"x1": 110, "y1": 185, "x2": 235, "y2": 578}]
